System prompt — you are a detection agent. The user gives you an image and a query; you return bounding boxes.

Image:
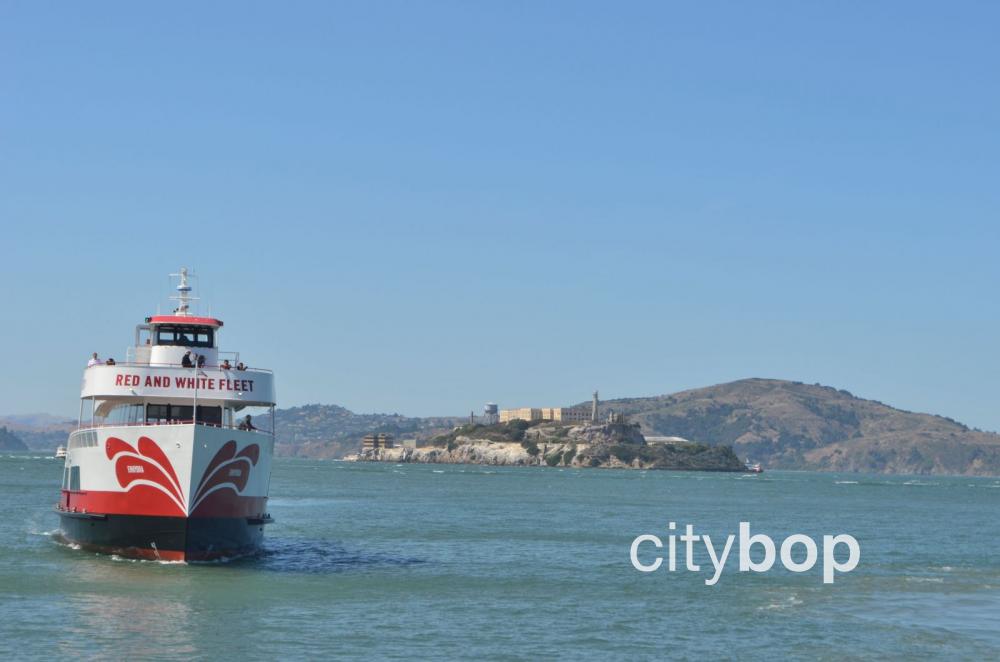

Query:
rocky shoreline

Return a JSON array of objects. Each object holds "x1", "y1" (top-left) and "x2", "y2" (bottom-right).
[{"x1": 346, "y1": 421, "x2": 747, "y2": 472}]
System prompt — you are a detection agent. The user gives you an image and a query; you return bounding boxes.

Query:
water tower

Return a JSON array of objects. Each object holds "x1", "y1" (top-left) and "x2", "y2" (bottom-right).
[{"x1": 483, "y1": 402, "x2": 499, "y2": 425}]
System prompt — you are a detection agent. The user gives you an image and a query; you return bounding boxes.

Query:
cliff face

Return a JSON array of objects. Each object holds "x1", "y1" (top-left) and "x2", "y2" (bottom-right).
[{"x1": 352, "y1": 422, "x2": 746, "y2": 472}]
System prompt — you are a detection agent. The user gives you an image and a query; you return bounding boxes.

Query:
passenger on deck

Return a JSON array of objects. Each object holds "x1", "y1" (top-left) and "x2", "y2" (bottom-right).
[
  {"x1": 105, "y1": 357, "x2": 116, "y2": 366},
  {"x1": 220, "y1": 359, "x2": 231, "y2": 370},
  {"x1": 87, "y1": 352, "x2": 101, "y2": 367},
  {"x1": 238, "y1": 415, "x2": 256, "y2": 431},
  {"x1": 236, "y1": 362, "x2": 246, "y2": 371},
  {"x1": 197, "y1": 354, "x2": 206, "y2": 368},
  {"x1": 181, "y1": 351, "x2": 194, "y2": 368}
]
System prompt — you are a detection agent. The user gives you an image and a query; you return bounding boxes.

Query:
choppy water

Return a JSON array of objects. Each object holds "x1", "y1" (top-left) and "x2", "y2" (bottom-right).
[{"x1": 2, "y1": 454, "x2": 999, "y2": 659}]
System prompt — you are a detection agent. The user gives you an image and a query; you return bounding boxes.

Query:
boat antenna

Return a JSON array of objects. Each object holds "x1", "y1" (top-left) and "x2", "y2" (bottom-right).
[{"x1": 169, "y1": 267, "x2": 199, "y2": 316}]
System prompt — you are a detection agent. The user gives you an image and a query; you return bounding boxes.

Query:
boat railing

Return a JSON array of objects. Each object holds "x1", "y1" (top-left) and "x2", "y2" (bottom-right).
[
  {"x1": 124, "y1": 349, "x2": 243, "y2": 367},
  {"x1": 74, "y1": 420, "x2": 275, "y2": 435},
  {"x1": 90, "y1": 360, "x2": 272, "y2": 375}
]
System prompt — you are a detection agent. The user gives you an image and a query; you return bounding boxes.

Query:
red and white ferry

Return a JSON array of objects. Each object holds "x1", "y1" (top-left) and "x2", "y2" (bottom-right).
[{"x1": 56, "y1": 268, "x2": 276, "y2": 561}]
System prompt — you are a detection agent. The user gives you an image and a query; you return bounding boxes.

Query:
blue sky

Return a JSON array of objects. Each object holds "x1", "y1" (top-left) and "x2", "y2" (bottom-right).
[{"x1": 2, "y1": 2, "x2": 999, "y2": 429}]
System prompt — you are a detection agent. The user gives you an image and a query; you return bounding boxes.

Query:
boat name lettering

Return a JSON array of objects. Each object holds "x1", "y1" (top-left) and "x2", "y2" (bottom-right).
[
  {"x1": 111, "y1": 372, "x2": 254, "y2": 393},
  {"x1": 126, "y1": 465, "x2": 144, "y2": 474}
]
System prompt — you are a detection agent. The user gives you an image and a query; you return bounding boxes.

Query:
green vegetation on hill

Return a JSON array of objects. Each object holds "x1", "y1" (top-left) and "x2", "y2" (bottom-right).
[
  {"x1": 261, "y1": 404, "x2": 465, "y2": 458},
  {"x1": 430, "y1": 419, "x2": 541, "y2": 446},
  {"x1": 589, "y1": 442, "x2": 744, "y2": 471},
  {"x1": 0, "y1": 426, "x2": 28, "y2": 451}
]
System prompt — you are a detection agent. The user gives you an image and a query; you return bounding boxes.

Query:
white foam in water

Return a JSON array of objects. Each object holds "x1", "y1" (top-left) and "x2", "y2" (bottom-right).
[
  {"x1": 759, "y1": 595, "x2": 805, "y2": 611},
  {"x1": 28, "y1": 527, "x2": 59, "y2": 537},
  {"x1": 835, "y1": 480, "x2": 859, "y2": 484},
  {"x1": 109, "y1": 553, "x2": 187, "y2": 566}
]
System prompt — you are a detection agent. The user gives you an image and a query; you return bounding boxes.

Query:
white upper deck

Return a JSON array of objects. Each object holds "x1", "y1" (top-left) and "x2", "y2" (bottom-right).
[
  {"x1": 82, "y1": 364, "x2": 275, "y2": 407},
  {"x1": 81, "y1": 268, "x2": 276, "y2": 407}
]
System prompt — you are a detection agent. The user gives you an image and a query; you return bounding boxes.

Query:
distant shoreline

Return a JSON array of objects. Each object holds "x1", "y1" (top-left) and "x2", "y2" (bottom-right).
[{"x1": 347, "y1": 420, "x2": 747, "y2": 472}]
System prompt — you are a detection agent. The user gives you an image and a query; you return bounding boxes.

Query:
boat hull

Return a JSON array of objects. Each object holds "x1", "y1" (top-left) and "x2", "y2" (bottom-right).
[
  {"x1": 58, "y1": 511, "x2": 269, "y2": 561},
  {"x1": 57, "y1": 423, "x2": 273, "y2": 562}
]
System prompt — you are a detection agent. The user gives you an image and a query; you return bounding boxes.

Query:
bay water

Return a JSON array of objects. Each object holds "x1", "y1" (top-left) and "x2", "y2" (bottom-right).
[{"x1": 2, "y1": 454, "x2": 998, "y2": 659}]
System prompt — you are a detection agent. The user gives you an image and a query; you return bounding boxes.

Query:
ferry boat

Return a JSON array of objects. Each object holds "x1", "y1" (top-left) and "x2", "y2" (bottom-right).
[
  {"x1": 56, "y1": 268, "x2": 276, "y2": 561},
  {"x1": 745, "y1": 459, "x2": 763, "y2": 474},
  {"x1": 55, "y1": 446, "x2": 67, "y2": 459}
]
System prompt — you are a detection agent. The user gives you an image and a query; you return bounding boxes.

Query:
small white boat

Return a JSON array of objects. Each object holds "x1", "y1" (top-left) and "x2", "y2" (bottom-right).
[{"x1": 55, "y1": 446, "x2": 67, "y2": 459}]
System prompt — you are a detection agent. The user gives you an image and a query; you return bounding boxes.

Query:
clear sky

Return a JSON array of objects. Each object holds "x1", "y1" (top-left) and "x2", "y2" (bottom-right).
[{"x1": 2, "y1": 2, "x2": 998, "y2": 429}]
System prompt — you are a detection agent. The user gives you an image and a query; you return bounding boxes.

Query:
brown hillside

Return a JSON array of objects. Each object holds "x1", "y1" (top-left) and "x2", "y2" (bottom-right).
[{"x1": 592, "y1": 379, "x2": 1000, "y2": 476}]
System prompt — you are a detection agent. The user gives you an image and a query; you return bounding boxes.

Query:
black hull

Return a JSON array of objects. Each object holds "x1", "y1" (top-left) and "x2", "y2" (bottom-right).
[{"x1": 57, "y1": 511, "x2": 270, "y2": 561}]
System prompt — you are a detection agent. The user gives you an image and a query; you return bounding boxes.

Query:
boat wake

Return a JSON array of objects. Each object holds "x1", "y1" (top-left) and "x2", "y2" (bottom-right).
[
  {"x1": 245, "y1": 538, "x2": 425, "y2": 574},
  {"x1": 41, "y1": 525, "x2": 412, "y2": 571}
]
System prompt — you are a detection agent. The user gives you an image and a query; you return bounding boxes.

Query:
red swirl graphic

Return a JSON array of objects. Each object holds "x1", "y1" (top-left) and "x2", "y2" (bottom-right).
[
  {"x1": 105, "y1": 436, "x2": 186, "y2": 516},
  {"x1": 191, "y1": 441, "x2": 260, "y2": 514}
]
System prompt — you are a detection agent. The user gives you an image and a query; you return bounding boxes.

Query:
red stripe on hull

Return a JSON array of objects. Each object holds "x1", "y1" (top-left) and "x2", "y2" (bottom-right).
[
  {"x1": 62, "y1": 486, "x2": 183, "y2": 517},
  {"x1": 62, "y1": 490, "x2": 267, "y2": 518}
]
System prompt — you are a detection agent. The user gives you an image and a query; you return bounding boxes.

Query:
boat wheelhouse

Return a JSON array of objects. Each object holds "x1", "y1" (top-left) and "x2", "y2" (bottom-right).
[{"x1": 57, "y1": 268, "x2": 276, "y2": 561}]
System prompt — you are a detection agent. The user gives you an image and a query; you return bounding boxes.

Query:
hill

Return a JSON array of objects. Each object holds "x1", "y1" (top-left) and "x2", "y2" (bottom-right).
[
  {"x1": 7, "y1": 378, "x2": 1000, "y2": 474},
  {"x1": 0, "y1": 426, "x2": 28, "y2": 451},
  {"x1": 0, "y1": 416, "x2": 72, "y2": 450},
  {"x1": 587, "y1": 378, "x2": 1000, "y2": 475},
  {"x1": 260, "y1": 404, "x2": 465, "y2": 459}
]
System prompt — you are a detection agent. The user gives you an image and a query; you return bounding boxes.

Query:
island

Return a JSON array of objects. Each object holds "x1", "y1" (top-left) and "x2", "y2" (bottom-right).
[{"x1": 346, "y1": 419, "x2": 747, "y2": 472}]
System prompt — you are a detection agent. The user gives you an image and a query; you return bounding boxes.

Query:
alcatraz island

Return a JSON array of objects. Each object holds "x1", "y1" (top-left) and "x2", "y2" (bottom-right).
[{"x1": 347, "y1": 392, "x2": 746, "y2": 472}]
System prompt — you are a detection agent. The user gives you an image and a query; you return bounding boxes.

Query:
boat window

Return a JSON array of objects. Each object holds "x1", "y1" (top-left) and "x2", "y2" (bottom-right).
[
  {"x1": 69, "y1": 466, "x2": 80, "y2": 491},
  {"x1": 197, "y1": 406, "x2": 222, "y2": 426},
  {"x1": 147, "y1": 404, "x2": 193, "y2": 423},
  {"x1": 105, "y1": 404, "x2": 144, "y2": 426},
  {"x1": 172, "y1": 405, "x2": 194, "y2": 422},
  {"x1": 146, "y1": 404, "x2": 169, "y2": 423},
  {"x1": 146, "y1": 404, "x2": 222, "y2": 425},
  {"x1": 155, "y1": 325, "x2": 214, "y2": 348}
]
